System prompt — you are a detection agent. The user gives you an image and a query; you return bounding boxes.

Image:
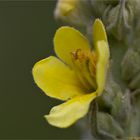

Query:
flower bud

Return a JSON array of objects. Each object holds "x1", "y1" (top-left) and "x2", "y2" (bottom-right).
[
  {"x1": 55, "y1": 0, "x2": 77, "y2": 16},
  {"x1": 89, "y1": 0, "x2": 138, "y2": 41},
  {"x1": 121, "y1": 47, "x2": 140, "y2": 82},
  {"x1": 102, "y1": 0, "x2": 134, "y2": 41},
  {"x1": 54, "y1": 0, "x2": 92, "y2": 26},
  {"x1": 91, "y1": 108, "x2": 124, "y2": 139}
]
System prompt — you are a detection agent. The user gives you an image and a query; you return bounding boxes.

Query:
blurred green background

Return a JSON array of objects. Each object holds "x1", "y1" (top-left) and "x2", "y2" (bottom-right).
[{"x1": 0, "y1": 1, "x2": 81, "y2": 139}]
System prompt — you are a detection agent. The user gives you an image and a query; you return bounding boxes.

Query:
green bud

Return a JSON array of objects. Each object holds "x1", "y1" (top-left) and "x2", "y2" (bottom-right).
[
  {"x1": 121, "y1": 47, "x2": 140, "y2": 82},
  {"x1": 90, "y1": 103, "x2": 124, "y2": 139},
  {"x1": 121, "y1": 40, "x2": 140, "y2": 91},
  {"x1": 102, "y1": 0, "x2": 134, "y2": 41},
  {"x1": 111, "y1": 90, "x2": 131, "y2": 129}
]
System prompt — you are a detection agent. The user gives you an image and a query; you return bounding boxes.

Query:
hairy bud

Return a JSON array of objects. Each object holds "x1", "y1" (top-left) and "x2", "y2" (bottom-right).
[{"x1": 121, "y1": 41, "x2": 140, "y2": 90}]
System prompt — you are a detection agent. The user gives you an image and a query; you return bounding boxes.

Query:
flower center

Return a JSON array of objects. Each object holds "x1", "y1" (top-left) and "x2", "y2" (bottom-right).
[{"x1": 71, "y1": 49, "x2": 97, "y2": 92}]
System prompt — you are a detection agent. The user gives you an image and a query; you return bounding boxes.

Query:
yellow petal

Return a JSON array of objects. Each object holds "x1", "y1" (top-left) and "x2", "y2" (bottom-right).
[
  {"x1": 32, "y1": 56, "x2": 85, "y2": 101},
  {"x1": 96, "y1": 41, "x2": 110, "y2": 95},
  {"x1": 54, "y1": 26, "x2": 90, "y2": 66},
  {"x1": 93, "y1": 19, "x2": 108, "y2": 47},
  {"x1": 45, "y1": 93, "x2": 96, "y2": 128}
]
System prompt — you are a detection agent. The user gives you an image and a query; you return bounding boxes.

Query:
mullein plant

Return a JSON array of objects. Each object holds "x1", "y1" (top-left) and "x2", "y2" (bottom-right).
[{"x1": 33, "y1": 0, "x2": 140, "y2": 139}]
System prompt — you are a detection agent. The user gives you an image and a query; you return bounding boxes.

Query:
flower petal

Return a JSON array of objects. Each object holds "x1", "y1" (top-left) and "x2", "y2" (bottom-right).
[
  {"x1": 32, "y1": 56, "x2": 85, "y2": 101},
  {"x1": 96, "y1": 41, "x2": 110, "y2": 95},
  {"x1": 45, "y1": 93, "x2": 96, "y2": 128},
  {"x1": 54, "y1": 26, "x2": 90, "y2": 66},
  {"x1": 93, "y1": 19, "x2": 108, "y2": 46}
]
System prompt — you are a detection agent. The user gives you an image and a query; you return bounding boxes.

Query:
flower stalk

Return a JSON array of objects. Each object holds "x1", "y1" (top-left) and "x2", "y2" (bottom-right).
[
  {"x1": 53, "y1": 0, "x2": 140, "y2": 138},
  {"x1": 32, "y1": 0, "x2": 140, "y2": 139}
]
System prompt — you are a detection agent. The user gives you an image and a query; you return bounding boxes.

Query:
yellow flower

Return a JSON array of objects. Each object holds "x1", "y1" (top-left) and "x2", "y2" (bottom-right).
[
  {"x1": 32, "y1": 19, "x2": 110, "y2": 128},
  {"x1": 54, "y1": 0, "x2": 90, "y2": 26},
  {"x1": 55, "y1": 0, "x2": 77, "y2": 16}
]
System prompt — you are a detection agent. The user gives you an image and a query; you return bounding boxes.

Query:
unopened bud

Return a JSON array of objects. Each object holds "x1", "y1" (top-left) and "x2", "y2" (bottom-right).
[
  {"x1": 121, "y1": 47, "x2": 140, "y2": 88},
  {"x1": 91, "y1": 108, "x2": 124, "y2": 139},
  {"x1": 102, "y1": 0, "x2": 134, "y2": 41}
]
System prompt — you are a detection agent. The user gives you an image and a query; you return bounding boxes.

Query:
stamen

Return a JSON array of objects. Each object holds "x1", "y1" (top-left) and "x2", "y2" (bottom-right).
[{"x1": 71, "y1": 49, "x2": 97, "y2": 92}]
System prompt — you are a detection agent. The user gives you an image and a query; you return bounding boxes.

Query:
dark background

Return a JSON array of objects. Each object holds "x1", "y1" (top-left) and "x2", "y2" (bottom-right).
[{"x1": 0, "y1": 1, "x2": 81, "y2": 139}]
